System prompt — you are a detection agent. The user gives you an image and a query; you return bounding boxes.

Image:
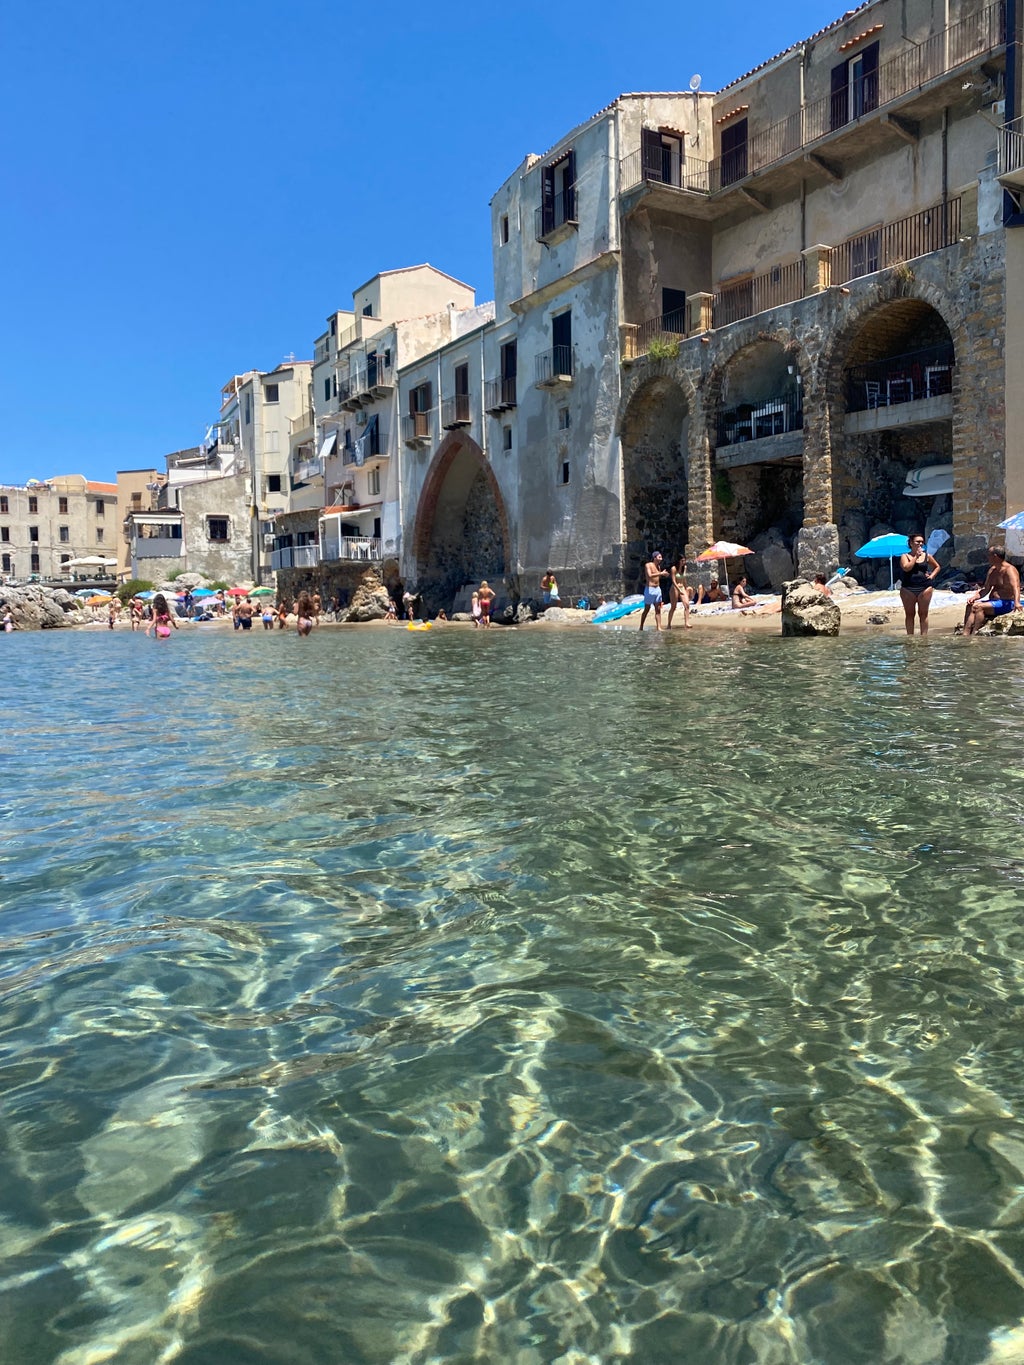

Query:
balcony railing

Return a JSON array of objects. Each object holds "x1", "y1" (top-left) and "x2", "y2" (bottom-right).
[
  {"x1": 441, "y1": 393, "x2": 472, "y2": 428},
  {"x1": 717, "y1": 398, "x2": 804, "y2": 446},
  {"x1": 314, "y1": 340, "x2": 331, "y2": 365},
  {"x1": 716, "y1": 3, "x2": 1003, "y2": 190},
  {"x1": 845, "y1": 343, "x2": 955, "y2": 413},
  {"x1": 831, "y1": 196, "x2": 961, "y2": 285},
  {"x1": 271, "y1": 544, "x2": 319, "y2": 571},
  {"x1": 292, "y1": 458, "x2": 321, "y2": 485},
  {"x1": 289, "y1": 407, "x2": 314, "y2": 435},
  {"x1": 713, "y1": 261, "x2": 804, "y2": 328},
  {"x1": 535, "y1": 189, "x2": 578, "y2": 242},
  {"x1": 320, "y1": 533, "x2": 382, "y2": 563},
  {"x1": 619, "y1": 150, "x2": 714, "y2": 196},
  {"x1": 621, "y1": 310, "x2": 689, "y2": 360},
  {"x1": 535, "y1": 346, "x2": 574, "y2": 386},
  {"x1": 365, "y1": 356, "x2": 394, "y2": 392},
  {"x1": 999, "y1": 115, "x2": 1024, "y2": 179},
  {"x1": 135, "y1": 537, "x2": 185, "y2": 559},
  {"x1": 403, "y1": 412, "x2": 433, "y2": 445},
  {"x1": 484, "y1": 376, "x2": 517, "y2": 411}
]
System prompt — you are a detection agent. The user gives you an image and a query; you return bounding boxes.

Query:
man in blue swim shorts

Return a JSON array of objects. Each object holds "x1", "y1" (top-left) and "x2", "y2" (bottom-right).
[
  {"x1": 639, "y1": 551, "x2": 670, "y2": 632},
  {"x1": 962, "y1": 545, "x2": 1022, "y2": 634}
]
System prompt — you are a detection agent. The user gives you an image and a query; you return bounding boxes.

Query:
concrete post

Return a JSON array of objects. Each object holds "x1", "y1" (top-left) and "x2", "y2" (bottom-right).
[
  {"x1": 688, "y1": 292, "x2": 715, "y2": 336},
  {"x1": 802, "y1": 244, "x2": 833, "y2": 295}
]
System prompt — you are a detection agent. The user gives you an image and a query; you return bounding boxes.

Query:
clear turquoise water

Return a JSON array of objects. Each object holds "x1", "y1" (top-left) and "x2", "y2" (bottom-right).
[{"x1": 3, "y1": 625, "x2": 1024, "y2": 1365}]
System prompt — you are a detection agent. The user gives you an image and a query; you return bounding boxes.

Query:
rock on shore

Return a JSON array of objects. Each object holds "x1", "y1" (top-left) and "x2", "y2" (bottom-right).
[
  {"x1": 0, "y1": 585, "x2": 84, "y2": 630},
  {"x1": 781, "y1": 579, "x2": 841, "y2": 636},
  {"x1": 342, "y1": 569, "x2": 393, "y2": 622}
]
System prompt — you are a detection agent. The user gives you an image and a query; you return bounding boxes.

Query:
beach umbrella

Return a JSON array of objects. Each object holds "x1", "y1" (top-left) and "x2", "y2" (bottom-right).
[
  {"x1": 855, "y1": 533, "x2": 910, "y2": 591},
  {"x1": 999, "y1": 510, "x2": 1024, "y2": 558},
  {"x1": 695, "y1": 540, "x2": 753, "y2": 591},
  {"x1": 227, "y1": 586, "x2": 251, "y2": 597},
  {"x1": 192, "y1": 587, "x2": 216, "y2": 597},
  {"x1": 250, "y1": 586, "x2": 275, "y2": 597},
  {"x1": 87, "y1": 595, "x2": 112, "y2": 606},
  {"x1": 137, "y1": 590, "x2": 157, "y2": 600}
]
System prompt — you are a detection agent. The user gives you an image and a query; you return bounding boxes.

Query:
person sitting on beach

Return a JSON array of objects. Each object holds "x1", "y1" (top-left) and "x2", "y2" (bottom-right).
[
  {"x1": 638, "y1": 551, "x2": 669, "y2": 631},
  {"x1": 731, "y1": 576, "x2": 758, "y2": 609},
  {"x1": 962, "y1": 545, "x2": 1023, "y2": 635},
  {"x1": 435, "y1": 609, "x2": 448, "y2": 622},
  {"x1": 478, "y1": 580, "x2": 495, "y2": 627},
  {"x1": 899, "y1": 534, "x2": 940, "y2": 635},
  {"x1": 295, "y1": 592, "x2": 315, "y2": 638},
  {"x1": 667, "y1": 554, "x2": 692, "y2": 630},
  {"x1": 813, "y1": 574, "x2": 833, "y2": 597},
  {"x1": 384, "y1": 599, "x2": 397, "y2": 621},
  {"x1": 695, "y1": 577, "x2": 728, "y2": 605}
]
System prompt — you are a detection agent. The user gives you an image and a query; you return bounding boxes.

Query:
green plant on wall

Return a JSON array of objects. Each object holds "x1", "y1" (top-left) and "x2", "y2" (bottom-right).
[
  {"x1": 647, "y1": 335, "x2": 680, "y2": 362},
  {"x1": 714, "y1": 469, "x2": 736, "y2": 509},
  {"x1": 890, "y1": 259, "x2": 914, "y2": 285}
]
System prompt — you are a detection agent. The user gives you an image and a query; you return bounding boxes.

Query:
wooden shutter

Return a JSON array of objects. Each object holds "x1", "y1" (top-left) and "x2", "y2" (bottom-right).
[
  {"x1": 642, "y1": 128, "x2": 663, "y2": 181},
  {"x1": 565, "y1": 149, "x2": 577, "y2": 221},
  {"x1": 830, "y1": 62, "x2": 849, "y2": 130}
]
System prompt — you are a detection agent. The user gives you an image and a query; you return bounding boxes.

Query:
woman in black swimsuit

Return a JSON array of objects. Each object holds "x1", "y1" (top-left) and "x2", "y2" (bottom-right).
[{"x1": 899, "y1": 534, "x2": 940, "y2": 635}]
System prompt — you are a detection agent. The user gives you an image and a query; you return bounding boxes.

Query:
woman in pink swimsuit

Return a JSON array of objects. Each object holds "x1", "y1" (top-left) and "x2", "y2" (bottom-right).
[{"x1": 147, "y1": 594, "x2": 178, "y2": 641}]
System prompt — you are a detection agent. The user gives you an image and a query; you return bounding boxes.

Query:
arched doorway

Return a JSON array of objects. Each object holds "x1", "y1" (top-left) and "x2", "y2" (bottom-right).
[
  {"x1": 413, "y1": 432, "x2": 510, "y2": 610},
  {"x1": 710, "y1": 339, "x2": 804, "y2": 587},
  {"x1": 829, "y1": 299, "x2": 954, "y2": 583},
  {"x1": 619, "y1": 375, "x2": 689, "y2": 587}
]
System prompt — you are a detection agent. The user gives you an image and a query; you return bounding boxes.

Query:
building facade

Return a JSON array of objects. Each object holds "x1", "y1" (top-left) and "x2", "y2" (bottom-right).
[{"x1": 0, "y1": 476, "x2": 117, "y2": 582}]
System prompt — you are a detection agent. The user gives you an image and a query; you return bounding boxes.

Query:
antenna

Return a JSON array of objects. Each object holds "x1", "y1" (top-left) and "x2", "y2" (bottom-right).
[{"x1": 689, "y1": 74, "x2": 702, "y2": 92}]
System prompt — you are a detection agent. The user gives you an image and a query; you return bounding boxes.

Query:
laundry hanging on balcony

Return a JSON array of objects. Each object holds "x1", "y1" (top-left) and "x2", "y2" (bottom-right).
[{"x1": 354, "y1": 414, "x2": 377, "y2": 466}]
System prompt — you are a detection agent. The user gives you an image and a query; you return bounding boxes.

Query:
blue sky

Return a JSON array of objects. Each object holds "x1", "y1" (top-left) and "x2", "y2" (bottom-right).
[{"x1": 0, "y1": 0, "x2": 836, "y2": 486}]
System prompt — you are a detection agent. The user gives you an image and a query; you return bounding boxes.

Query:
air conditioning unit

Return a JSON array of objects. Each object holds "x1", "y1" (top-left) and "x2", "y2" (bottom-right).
[{"x1": 263, "y1": 534, "x2": 275, "y2": 549}]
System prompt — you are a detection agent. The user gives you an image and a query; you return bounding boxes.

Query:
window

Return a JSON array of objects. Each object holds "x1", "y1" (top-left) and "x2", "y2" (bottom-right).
[
  {"x1": 244, "y1": 394, "x2": 252, "y2": 424},
  {"x1": 559, "y1": 461, "x2": 570, "y2": 485},
  {"x1": 362, "y1": 304, "x2": 373, "y2": 317},
  {"x1": 59, "y1": 526, "x2": 69, "y2": 542},
  {"x1": 0, "y1": 496, "x2": 6, "y2": 513},
  {"x1": 324, "y1": 378, "x2": 332, "y2": 401},
  {"x1": 558, "y1": 406, "x2": 571, "y2": 430},
  {"x1": 330, "y1": 317, "x2": 337, "y2": 336},
  {"x1": 207, "y1": 517, "x2": 229, "y2": 542},
  {"x1": 662, "y1": 287, "x2": 687, "y2": 333},
  {"x1": 59, "y1": 496, "x2": 68, "y2": 514},
  {"x1": 267, "y1": 473, "x2": 282, "y2": 493},
  {"x1": 28, "y1": 496, "x2": 38, "y2": 514},
  {"x1": 539, "y1": 149, "x2": 577, "y2": 237},
  {"x1": 96, "y1": 528, "x2": 103, "y2": 542},
  {"x1": 500, "y1": 213, "x2": 510, "y2": 244},
  {"x1": 265, "y1": 383, "x2": 279, "y2": 403},
  {"x1": 60, "y1": 554, "x2": 71, "y2": 565},
  {"x1": 265, "y1": 430, "x2": 280, "y2": 453},
  {"x1": 720, "y1": 118, "x2": 748, "y2": 186},
  {"x1": 369, "y1": 466, "x2": 381, "y2": 497},
  {"x1": 95, "y1": 500, "x2": 104, "y2": 516},
  {"x1": 409, "y1": 381, "x2": 432, "y2": 414},
  {"x1": 831, "y1": 42, "x2": 879, "y2": 130},
  {"x1": 500, "y1": 340, "x2": 517, "y2": 405},
  {"x1": 502, "y1": 426, "x2": 513, "y2": 451},
  {"x1": 31, "y1": 552, "x2": 40, "y2": 572},
  {"x1": 552, "y1": 310, "x2": 572, "y2": 377},
  {"x1": 641, "y1": 128, "x2": 684, "y2": 187},
  {"x1": 0, "y1": 527, "x2": 8, "y2": 541},
  {"x1": 850, "y1": 228, "x2": 881, "y2": 278},
  {"x1": 29, "y1": 526, "x2": 39, "y2": 542},
  {"x1": 1, "y1": 554, "x2": 9, "y2": 572}
]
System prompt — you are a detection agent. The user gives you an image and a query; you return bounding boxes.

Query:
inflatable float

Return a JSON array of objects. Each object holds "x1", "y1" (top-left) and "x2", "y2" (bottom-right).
[
  {"x1": 407, "y1": 621, "x2": 433, "y2": 631},
  {"x1": 592, "y1": 594, "x2": 644, "y2": 624}
]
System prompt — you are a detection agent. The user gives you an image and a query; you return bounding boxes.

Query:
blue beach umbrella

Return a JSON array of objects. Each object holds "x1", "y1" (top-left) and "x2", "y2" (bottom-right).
[
  {"x1": 192, "y1": 587, "x2": 216, "y2": 597},
  {"x1": 855, "y1": 533, "x2": 911, "y2": 591},
  {"x1": 999, "y1": 510, "x2": 1024, "y2": 558}
]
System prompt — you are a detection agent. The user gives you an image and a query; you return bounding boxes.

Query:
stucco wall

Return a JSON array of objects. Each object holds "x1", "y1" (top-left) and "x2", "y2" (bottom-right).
[{"x1": 180, "y1": 472, "x2": 252, "y2": 583}]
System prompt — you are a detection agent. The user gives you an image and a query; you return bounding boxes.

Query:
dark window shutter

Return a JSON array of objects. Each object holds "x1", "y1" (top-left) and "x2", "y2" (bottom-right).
[
  {"x1": 542, "y1": 165, "x2": 555, "y2": 235},
  {"x1": 565, "y1": 149, "x2": 577, "y2": 220},
  {"x1": 861, "y1": 41, "x2": 879, "y2": 113},
  {"x1": 831, "y1": 62, "x2": 849, "y2": 129},
  {"x1": 642, "y1": 128, "x2": 662, "y2": 181}
]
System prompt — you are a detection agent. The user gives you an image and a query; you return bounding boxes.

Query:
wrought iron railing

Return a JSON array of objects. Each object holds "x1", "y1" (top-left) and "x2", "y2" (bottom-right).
[
  {"x1": 621, "y1": 311, "x2": 689, "y2": 360},
  {"x1": 845, "y1": 343, "x2": 955, "y2": 412},
  {"x1": 403, "y1": 412, "x2": 433, "y2": 444},
  {"x1": 998, "y1": 115, "x2": 1024, "y2": 178},
  {"x1": 717, "y1": 398, "x2": 804, "y2": 446},
  {"x1": 485, "y1": 377, "x2": 517, "y2": 410},
  {"x1": 535, "y1": 189, "x2": 578, "y2": 241},
  {"x1": 365, "y1": 355, "x2": 394, "y2": 390},
  {"x1": 830, "y1": 196, "x2": 961, "y2": 284},
  {"x1": 619, "y1": 150, "x2": 714, "y2": 196},
  {"x1": 713, "y1": 261, "x2": 803, "y2": 328},
  {"x1": 441, "y1": 393, "x2": 472, "y2": 428},
  {"x1": 535, "y1": 346, "x2": 574, "y2": 384}
]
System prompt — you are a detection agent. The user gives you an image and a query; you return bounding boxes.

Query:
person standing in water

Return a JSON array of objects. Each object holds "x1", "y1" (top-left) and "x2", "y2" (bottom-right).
[
  {"x1": 147, "y1": 593, "x2": 178, "y2": 641},
  {"x1": 295, "y1": 592, "x2": 315, "y2": 638},
  {"x1": 639, "y1": 552, "x2": 669, "y2": 632},
  {"x1": 899, "y1": 534, "x2": 940, "y2": 635},
  {"x1": 667, "y1": 555, "x2": 692, "y2": 630}
]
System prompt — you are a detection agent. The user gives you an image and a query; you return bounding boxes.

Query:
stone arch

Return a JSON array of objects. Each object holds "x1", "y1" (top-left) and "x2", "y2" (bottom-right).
[
  {"x1": 617, "y1": 362, "x2": 695, "y2": 586},
  {"x1": 821, "y1": 281, "x2": 962, "y2": 579},
  {"x1": 412, "y1": 430, "x2": 511, "y2": 609},
  {"x1": 702, "y1": 330, "x2": 807, "y2": 587}
]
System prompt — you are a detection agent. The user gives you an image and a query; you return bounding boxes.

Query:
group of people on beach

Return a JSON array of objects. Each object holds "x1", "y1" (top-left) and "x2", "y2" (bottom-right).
[{"x1": 637, "y1": 553, "x2": 771, "y2": 631}]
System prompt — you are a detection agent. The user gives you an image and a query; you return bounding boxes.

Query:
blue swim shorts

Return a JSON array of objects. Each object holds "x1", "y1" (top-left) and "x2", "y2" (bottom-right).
[
  {"x1": 989, "y1": 599, "x2": 1016, "y2": 616},
  {"x1": 643, "y1": 586, "x2": 663, "y2": 607}
]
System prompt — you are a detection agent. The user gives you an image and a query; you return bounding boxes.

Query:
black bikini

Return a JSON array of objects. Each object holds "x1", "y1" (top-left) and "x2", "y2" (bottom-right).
[{"x1": 903, "y1": 555, "x2": 932, "y2": 595}]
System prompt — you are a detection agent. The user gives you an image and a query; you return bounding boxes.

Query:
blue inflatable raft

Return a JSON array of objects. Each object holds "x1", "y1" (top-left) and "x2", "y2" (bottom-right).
[{"x1": 592, "y1": 594, "x2": 644, "y2": 624}]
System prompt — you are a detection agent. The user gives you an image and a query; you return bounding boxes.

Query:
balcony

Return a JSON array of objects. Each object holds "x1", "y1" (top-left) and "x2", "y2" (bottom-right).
[
  {"x1": 291, "y1": 456, "x2": 321, "y2": 486},
  {"x1": 339, "y1": 371, "x2": 367, "y2": 411},
  {"x1": 403, "y1": 412, "x2": 433, "y2": 447},
  {"x1": 365, "y1": 355, "x2": 394, "y2": 397},
  {"x1": 341, "y1": 436, "x2": 357, "y2": 465},
  {"x1": 713, "y1": 261, "x2": 804, "y2": 328},
  {"x1": 831, "y1": 197, "x2": 961, "y2": 285},
  {"x1": 998, "y1": 115, "x2": 1024, "y2": 189},
  {"x1": 319, "y1": 522, "x2": 382, "y2": 563},
  {"x1": 712, "y1": 4, "x2": 1003, "y2": 200},
  {"x1": 484, "y1": 376, "x2": 517, "y2": 412},
  {"x1": 271, "y1": 544, "x2": 319, "y2": 571},
  {"x1": 716, "y1": 399, "x2": 804, "y2": 467},
  {"x1": 621, "y1": 311, "x2": 689, "y2": 362},
  {"x1": 535, "y1": 189, "x2": 578, "y2": 244},
  {"x1": 618, "y1": 151, "x2": 716, "y2": 215},
  {"x1": 844, "y1": 343, "x2": 954, "y2": 433},
  {"x1": 534, "y1": 346, "x2": 574, "y2": 388},
  {"x1": 135, "y1": 537, "x2": 185, "y2": 559},
  {"x1": 289, "y1": 407, "x2": 315, "y2": 436},
  {"x1": 441, "y1": 393, "x2": 472, "y2": 429}
]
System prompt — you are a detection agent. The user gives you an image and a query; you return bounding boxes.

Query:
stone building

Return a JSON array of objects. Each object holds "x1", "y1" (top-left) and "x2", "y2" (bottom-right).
[{"x1": 0, "y1": 476, "x2": 117, "y2": 581}]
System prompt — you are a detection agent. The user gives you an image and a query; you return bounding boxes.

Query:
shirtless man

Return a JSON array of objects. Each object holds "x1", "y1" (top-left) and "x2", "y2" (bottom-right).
[
  {"x1": 638, "y1": 551, "x2": 669, "y2": 631},
  {"x1": 962, "y1": 545, "x2": 1023, "y2": 635},
  {"x1": 696, "y1": 576, "x2": 728, "y2": 605}
]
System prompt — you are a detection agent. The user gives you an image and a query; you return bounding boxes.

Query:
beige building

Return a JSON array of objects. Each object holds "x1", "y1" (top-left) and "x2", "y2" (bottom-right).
[{"x1": 0, "y1": 476, "x2": 117, "y2": 582}]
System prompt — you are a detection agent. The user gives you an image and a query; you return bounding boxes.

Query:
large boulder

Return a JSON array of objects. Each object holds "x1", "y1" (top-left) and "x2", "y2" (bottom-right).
[
  {"x1": 0, "y1": 585, "x2": 79, "y2": 629},
  {"x1": 781, "y1": 579, "x2": 841, "y2": 636},
  {"x1": 346, "y1": 569, "x2": 393, "y2": 621},
  {"x1": 977, "y1": 609, "x2": 1024, "y2": 636},
  {"x1": 794, "y1": 523, "x2": 839, "y2": 579},
  {"x1": 760, "y1": 542, "x2": 795, "y2": 590}
]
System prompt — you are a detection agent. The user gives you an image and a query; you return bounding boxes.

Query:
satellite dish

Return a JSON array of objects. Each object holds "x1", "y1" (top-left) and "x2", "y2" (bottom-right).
[{"x1": 689, "y1": 74, "x2": 702, "y2": 92}]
